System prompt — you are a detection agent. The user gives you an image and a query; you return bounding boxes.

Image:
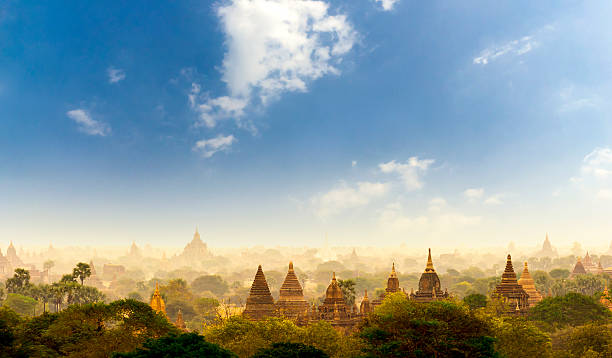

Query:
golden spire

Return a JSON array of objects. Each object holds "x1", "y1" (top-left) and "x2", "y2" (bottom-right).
[
  {"x1": 289, "y1": 261, "x2": 294, "y2": 271},
  {"x1": 390, "y1": 262, "x2": 397, "y2": 278},
  {"x1": 364, "y1": 289, "x2": 368, "y2": 299},
  {"x1": 332, "y1": 272, "x2": 336, "y2": 281},
  {"x1": 150, "y1": 282, "x2": 167, "y2": 317},
  {"x1": 425, "y1": 248, "x2": 435, "y2": 272}
]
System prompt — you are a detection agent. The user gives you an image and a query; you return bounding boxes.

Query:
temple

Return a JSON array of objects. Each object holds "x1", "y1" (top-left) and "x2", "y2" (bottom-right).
[
  {"x1": 409, "y1": 249, "x2": 449, "y2": 302},
  {"x1": 242, "y1": 265, "x2": 278, "y2": 320},
  {"x1": 276, "y1": 262, "x2": 309, "y2": 319},
  {"x1": 372, "y1": 263, "x2": 402, "y2": 307},
  {"x1": 570, "y1": 257, "x2": 587, "y2": 278},
  {"x1": 177, "y1": 227, "x2": 212, "y2": 263},
  {"x1": 175, "y1": 309, "x2": 187, "y2": 332},
  {"x1": 150, "y1": 282, "x2": 167, "y2": 317},
  {"x1": 536, "y1": 233, "x2": 557, "y2": 257},
  {"x1": 491, "y1": 255, "x2": 529, "y2": 314},
  {"x1": 517, "y1": 262, "x2": 542, "y2": 306},
  {"x1": 600, "y1": 284, "x2": 612, "y2": 311}
]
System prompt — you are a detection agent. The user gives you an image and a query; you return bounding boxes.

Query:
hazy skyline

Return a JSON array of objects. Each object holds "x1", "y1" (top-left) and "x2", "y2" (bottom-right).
[{"x1": 1, "y1": 1, "x2": 611, "y2": 247}]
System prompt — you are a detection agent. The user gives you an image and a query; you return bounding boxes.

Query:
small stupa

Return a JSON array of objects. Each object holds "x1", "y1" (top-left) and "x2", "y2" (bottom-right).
[
  {"x1": 242, "y1": 265, "x2": 277, "y2": 320},
  {"x1": 517, "y1": 262, "x2": 542, "y2": 306}
]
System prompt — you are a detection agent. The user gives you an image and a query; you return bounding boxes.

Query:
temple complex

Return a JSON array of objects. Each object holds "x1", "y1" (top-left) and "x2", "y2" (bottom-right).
[
  {"x1": 536, "y1": 233, "x2": 558, "y2": 257},
  {"x1": 359, "y1": 290, "x2": 372, "y2": 315},
  {"x1": 372, "y1": 263, "x2": 401, "y2": 307},
  {"x1": 600, "y1": 285, "x2": 612, "y2": 311},
  {"x1": 150, "y1": 282, "x2": 167, "y2": 317},
  {"x1": 570, "y1": 257, "x2": 587, "y2": 278},
  {"x1": 243, "y1": 265, "x2": 278, "y2": 320},
  {"x1": 491, "y1": 255, "x2": 529, "y2": 314},
  {"x1": 409, "y1": 249, "x2": 449, "y2": 302},
  {"x1": 276, "y1": 262, "x2": 309, "y2": 319},
  {"x1": 177, "y1": 227, "x2": 212, "y2": 263},
  {"x1": 517, "y1": 262, "x2": 542, "y2": 306}
]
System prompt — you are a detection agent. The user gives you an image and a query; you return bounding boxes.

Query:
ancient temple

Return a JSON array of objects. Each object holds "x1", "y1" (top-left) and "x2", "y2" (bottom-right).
[
  {"x1": 570, "y1": 257, "x2": 587, "y2": 278},
  {"x1": 276, "y1": 262, "x2": 309, "y2": 319},
  {"x1": 128, "y1": 242, "x2": 141, "y2": 257},
  {"x1": 410, "y1": 249, "x2": 449, "y2": 302},
  {"x1": 372, "y1": 263, "x2": 402, "y2": 306},
  {"x1": 243, "y1": 265, "x2": 277, "y2": 320},
  {"x1": 600, "y1": 284, "x2": 612, "y2": 311},
  {"x1": 310, "y1": 272, "x2": 360, "y2": 331},
  {"x1": 0, "y1": 249, "x2": 9, "y2": 277},
  {"x1": 491, "y1": 255, "x2": 529, "y2": 314},
  {"x1": 175, "y1": 308, "x2": 188, "y2": 332},
  {"x1": 359, "y1": 290, "x2": 372, "y2": 315},
  {"x1": 582, "y1": 252, "x2": 599, "y2": 273},
  {"x1": 178, "y1": 227, "x2": 212, "y2": 263},
  {"x1": 150, "y1": 282, "x2": 167, "y2": 317},
  {"x1": 537, "y1": 233, "x2": 558, "y2": 257},
  {"x1": 85, "y1": 260, "x2": 103, "y2": 289},
  {"x1": 6, "y1": 242, "x2": 23, "y2": 268},
  {"x1": 517, "y1": 262, "x2": 542, "y2": 306}
]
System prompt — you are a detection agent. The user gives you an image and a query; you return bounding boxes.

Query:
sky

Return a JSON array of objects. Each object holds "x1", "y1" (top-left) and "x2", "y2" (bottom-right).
[{"x1": 1, "y1": 0, "x2": 612, "y2": 249}]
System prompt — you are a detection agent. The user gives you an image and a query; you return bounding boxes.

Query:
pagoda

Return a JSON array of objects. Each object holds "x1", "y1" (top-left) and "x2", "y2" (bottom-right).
[
  {"x1": 359, "y1": 290, "x2": 372, "y2": 315},
  {"x1": 175, "y1": 308, "x2": 188, "y2": 332},
  {"x1": 178, "y1": 227, "x2": 212, "y2": 263},
  {"x1": 372, "y1": 263, "x2": 401, "y2": 306},
  {"x1": 517, "y1": 262, "x2": 542, "y2": 306},
  {"x1": 276, "y1": 262, "x2": 309, "y2": 319},
  {"x1": 600, "y1": 284, "x2": 612, "y2": 311},
  {"x1": 150, "y1": 282, "x2": 167, "y2": 317},
  {"x1": 243, "y1": 265, "x2": 277, "y2": 321},
  {"x1": 570, "y1": 257, "x2": 587, "y2": 278},
  {"x1": 491, "y1": 255, "x2": 529, "y2": 314},
  {"x1": 315, "y1": 272, "x2": 358, "y2": 330},
  {"x1": 537, "y1": 233, "x2": 558, "y2": 257},
  {"x1": 409, "y1": 249, "x2": 449, "y2": 302}
]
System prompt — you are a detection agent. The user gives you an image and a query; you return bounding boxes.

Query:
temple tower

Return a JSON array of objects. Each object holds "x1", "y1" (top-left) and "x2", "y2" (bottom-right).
[
  {"x1": 150, "y1": 282, "x2": 167, "y2": 317},
  {"x1": 316, "y1": 272, "x2": 356, "y2": 330},
  {"x1": 243, "y1": 265, "x2": 277, "y2": 321},
  {"x1": 410, "y1": 249, "x2": 449, "y2": 302},
  {"x1": 491, "y1": 255, "x2": 529, "y2": 314},
  {"x1": 359, "y1": 290, "x2": 372, "y2": 315},
  {"x1": 570, "y1": 257, "x2": 587, "y2": 278},
  {"x1": 175, "y1": 308, "x2": 188, "y2": 331},
  {"x1": 276, "y1": 262, "x2": 309, "y2": 319},
  {"x1": 517, "y1": 262, "x2": 542, "y2": 306}
]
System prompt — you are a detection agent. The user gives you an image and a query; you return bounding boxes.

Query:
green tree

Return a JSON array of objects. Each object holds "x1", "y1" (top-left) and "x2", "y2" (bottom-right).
[
  {"x1": 73, "y1": 262, "x2": 92, "y2": 285},
  {"x1": 492, "y1": 316, "x2": 551, "y2": 358},
  {"x1": 251, "y1": 342, "x2": 328, "y2": 358},
  {"x1": 112, "y1": 333, "x2": 236, "y2": 358},
  {"x1": 60, "y1": 274, "x2": 76, "y2": 284},
  {"x1": 549, "y1": 269, "x2": 570, "y2": 280},
  {"x1": 552, "y1": 324, "x2": 612, "y2": 357},
  {"x1": 464, "y1": 293, "x2": 488, "y2": 310},
  {"x1": 43, "y1": 260, "x2": 55, "y2": 272},
  {"x1": 5, "y1": 269, "x2": 31, "y2": 294},
  {"x1": 3, "y1": 293, "x2": 37, "y2": 316},
  {"x1": 337, "y1": 279, "x2": 356, "y2": 306},
  {"x1": 528, "y1": 293, "x2": 612, "y2": 331},
  {"x1": 359, "y1": 292, "x2": 500, "y2": 357},
  {"x1": 191, "y1": 276, "x2": 229, "y2": 297}
]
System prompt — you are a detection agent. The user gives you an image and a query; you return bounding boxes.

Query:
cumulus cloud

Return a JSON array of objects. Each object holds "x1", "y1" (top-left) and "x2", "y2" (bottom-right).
[
  {"x1": 464, "y1": 188, "x2": 484, "y2": 201},
  {"x1": 193, "y1": 134, "x2": 236, "y2": 158},
  {"x1": 189, "y1": 0, "x2": 356, "y2": 129},
  {"x1": 376, "y1": 0, "x2": 400, "y2": 11},
  {"x1": 581, "y1": 147, "x2": 612, "y2": 180},
  {"x1": 473, "y1": 36, "x2": 538, "y2": 65},
  {"x1": 107, "y1": 67, "x2": 126, "y2": 84},
  {"x1": 379, "y1": 157, "x2": 434, "y2": 190},
  {"x1": 66, "y1": 109, "x2": 110, "y2": 136},
  {"x1": 311, "y1": 181, "x2": 390, "y2": 218},
  {"x1": 484, "y1": 194, "x2": 504, "y2": 205}
]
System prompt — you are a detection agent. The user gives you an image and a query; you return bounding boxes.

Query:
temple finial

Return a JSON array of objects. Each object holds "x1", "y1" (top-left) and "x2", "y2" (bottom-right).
[
  {"x1": 426, "y1": 248, "x2": 435, "y2": 271},
  {"x1": 289, "y1": 261, "x2": 294, "y2": 270}
]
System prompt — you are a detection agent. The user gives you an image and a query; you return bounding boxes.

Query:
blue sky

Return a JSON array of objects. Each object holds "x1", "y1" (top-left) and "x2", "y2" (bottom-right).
[{"x1": 1, "y1": 0, "x2": 611, "y2": 248}]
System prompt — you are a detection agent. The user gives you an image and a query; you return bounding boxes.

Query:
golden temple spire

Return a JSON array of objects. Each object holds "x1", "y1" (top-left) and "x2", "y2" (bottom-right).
[
  {"x1": 289, "y1": 261, "x2": 294, "y2": 271},
  {"x1": 425, "y1": 248, "x2": 435, "y2": 272},
  {"x1": 150, "y1": 282, "x2": 167, "y2": 317},
  {"x1": 390, "y1": 262, "x2": 397, "y2": 278},
  {"x1": 364, "y1": 289, "x2": 368, "y2": 299}
]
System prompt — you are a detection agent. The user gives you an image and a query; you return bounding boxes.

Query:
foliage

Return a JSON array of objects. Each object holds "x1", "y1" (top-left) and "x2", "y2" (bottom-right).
[
  {"x1": 359, "y1": 293, "x2": 500, "y2": 357},
  {"x1": 549, "y1": 269, "x2": 570, "y2": 280},
  {"x1": 251, "y1": 342, "x2": 328, "y2": 358},
  {"x1": 491, "y1": 316, "x2": 551, "y2": 358},
  {"x1": 73, "y1": 262, "x2": 92, "y2": 285},
  {"x1": 5, "y1": 269, "x2": 31, "y2": 294},
  {"x1": 528, "y1": 293, "x2": 612, "y2": 331},
  {"x1": 191, "y1": 275, "x2": 229, "y2": 297},
  {"x1": 3, "y1": 294, "x2": 37, "y2": 316},
  {"x1": 551, "y1": 324, "x2": 612, "y2": 357},
  {"x1": 338, "y1": 279, "x2": 356, "y2": 306},
  {"x1": 112, "y1": 332, "x2": 236, "y2": 358},
  {"x1": 464, "y1": 293, "x2": 488, "y2": 310}
]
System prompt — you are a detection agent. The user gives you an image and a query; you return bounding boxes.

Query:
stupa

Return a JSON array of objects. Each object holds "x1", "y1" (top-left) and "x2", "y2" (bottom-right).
[
  {"x1": 570, "y1": 257, "x2": 587, "y2": 278},
  {"x1": 491, "y1": 255, "x2": 529, "y2": 314},
  {"x1": 276, "y1": 262, "x2": 309, "y2": 319},
  {"x1": 410, "y1": 249, "x2": 449, "y2": 302},
  {"x1": 150, "y1": 282, "x2": 167, "y2": 317},
  {"x1": 243, "y1": 265, "x2": 277, "y2": 320},
  {"x1": 517, "y1": 262, "x2": 542, "y2": 306}
]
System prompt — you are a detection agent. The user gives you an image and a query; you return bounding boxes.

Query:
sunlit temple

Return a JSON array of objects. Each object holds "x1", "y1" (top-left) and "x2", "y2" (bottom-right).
[
  {"x1": 491, "y1": 254, "x2": 529, "y2": 314},
  {"x1": 517, "y1": 262, "x2": 543, "y2": 306},
  {"x1": 409, "y1": 248, "x2": 449, "y2": 302}
]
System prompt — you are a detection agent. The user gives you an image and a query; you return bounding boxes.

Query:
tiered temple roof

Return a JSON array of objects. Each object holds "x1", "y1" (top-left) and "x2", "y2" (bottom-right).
[
  {"x1": 276, "y1": 262, "x2": 309, "y2": 319},
  {"x1": 314, "y1": 272, "x2": 359, "y2": 330},
  {"x1": 359, "y1": 290, "x2": 372, "y2": 315},
  {"x1": 600, "y1": 284, "x2": 612, "y2": 311},
  {"x1": 175, "y1": 308, "x2": 188, "y2": 332},
  {"x1": 410, "y1": 249, "x2": 449, "y2": 302},
  {"x1": 243, "y1": 265, "x2": 277, "y2": 321},
  {"x1": 150, "y1": 282, "x2": 167, "y2": 317},
  {"x1": 517, "y1": 262, "x2": 542, "y2": 306},
  {"x1": 372, "y1": 263, "x2": 401, "y2": 306},
  {"x1": 570, "y1": 257, "x2": 587, "y2": 278},
  {"x1": 491, "y1": 255, "x2": 529, "y2": 314}
]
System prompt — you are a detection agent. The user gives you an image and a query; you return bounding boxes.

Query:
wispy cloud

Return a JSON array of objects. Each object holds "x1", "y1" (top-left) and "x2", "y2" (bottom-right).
[
  {"x1": 464, "y1": 188, "x2": 484, "y2": 201},
  {"x1": 376, "y1": 0, "x2": 400, "y2": 11},
  {"x1": 66, "y1": 109, "x2": 110, "y2": 136},
  {"x1": 558, "y1": 85, "x2": 600, "y2": 113},
  {"x1": 311, "y1": 181, "x2": 390, "y2": 218},
  {"x1": 484, "y1": 194, "x2": 504, "y2": 205},
  {"x1": 379, "y1": 157, "x2": 434, "y2": 190},
  {"x1": 188, "y1": 0, "x2": 356, "y2": 130},
  {"x1": 193, "y1": 134, "x2": 236, "y2": 158},
  {"x1": 569, "y1": 147, "x2": 612, "y2": 200},
  {"x1": 107, "y1": 67, "x2": 126, "y2": 84},
  {"x1": 473, "y1": 36, "x2": 538, "y2": 65}
]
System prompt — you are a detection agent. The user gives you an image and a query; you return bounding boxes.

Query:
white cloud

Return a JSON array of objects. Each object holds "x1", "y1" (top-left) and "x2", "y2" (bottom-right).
[
  {"x1": 484, "y1": 194, "x2": 504, "y2": 205},
  {"x1": 464, "y1": 188, "x2": 484, "y2": 201},
  {"x1": 189, "y1": 0, "x2": 356, "y2": 129},
  {"x1": 351, "y1": 160, "x2": 357, "y2": 167},
  {"x1": 193, "y1": 134, "x2": 237, "y2": 158},
  {"x1": 597, "y1": 189, "x2": 612, "y2": 199},
  {"x1": 107, "y1": 67, "x2": 126, "y2": 84},
  {"x1": 473, "y1": 36, "x2": 538, "y2": 65},
  {"x1": 376, "y1": 0, "x2": 400, "y2": 11},
  {"x1": 311, "y1": 181, "x2": 389, "y2": 218},
  {"x1": 66, "y1": 109, "x2": 110, "y2": 136},
  {"x1": 558, "y1": 86, "x2": 600, "y2": 113},
  {"x1": 582, "y1": 147, "x2": 612, "y2": 180},
  {"x1": 379, "y1": 157, "x2": 434, "y2": 190}
]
